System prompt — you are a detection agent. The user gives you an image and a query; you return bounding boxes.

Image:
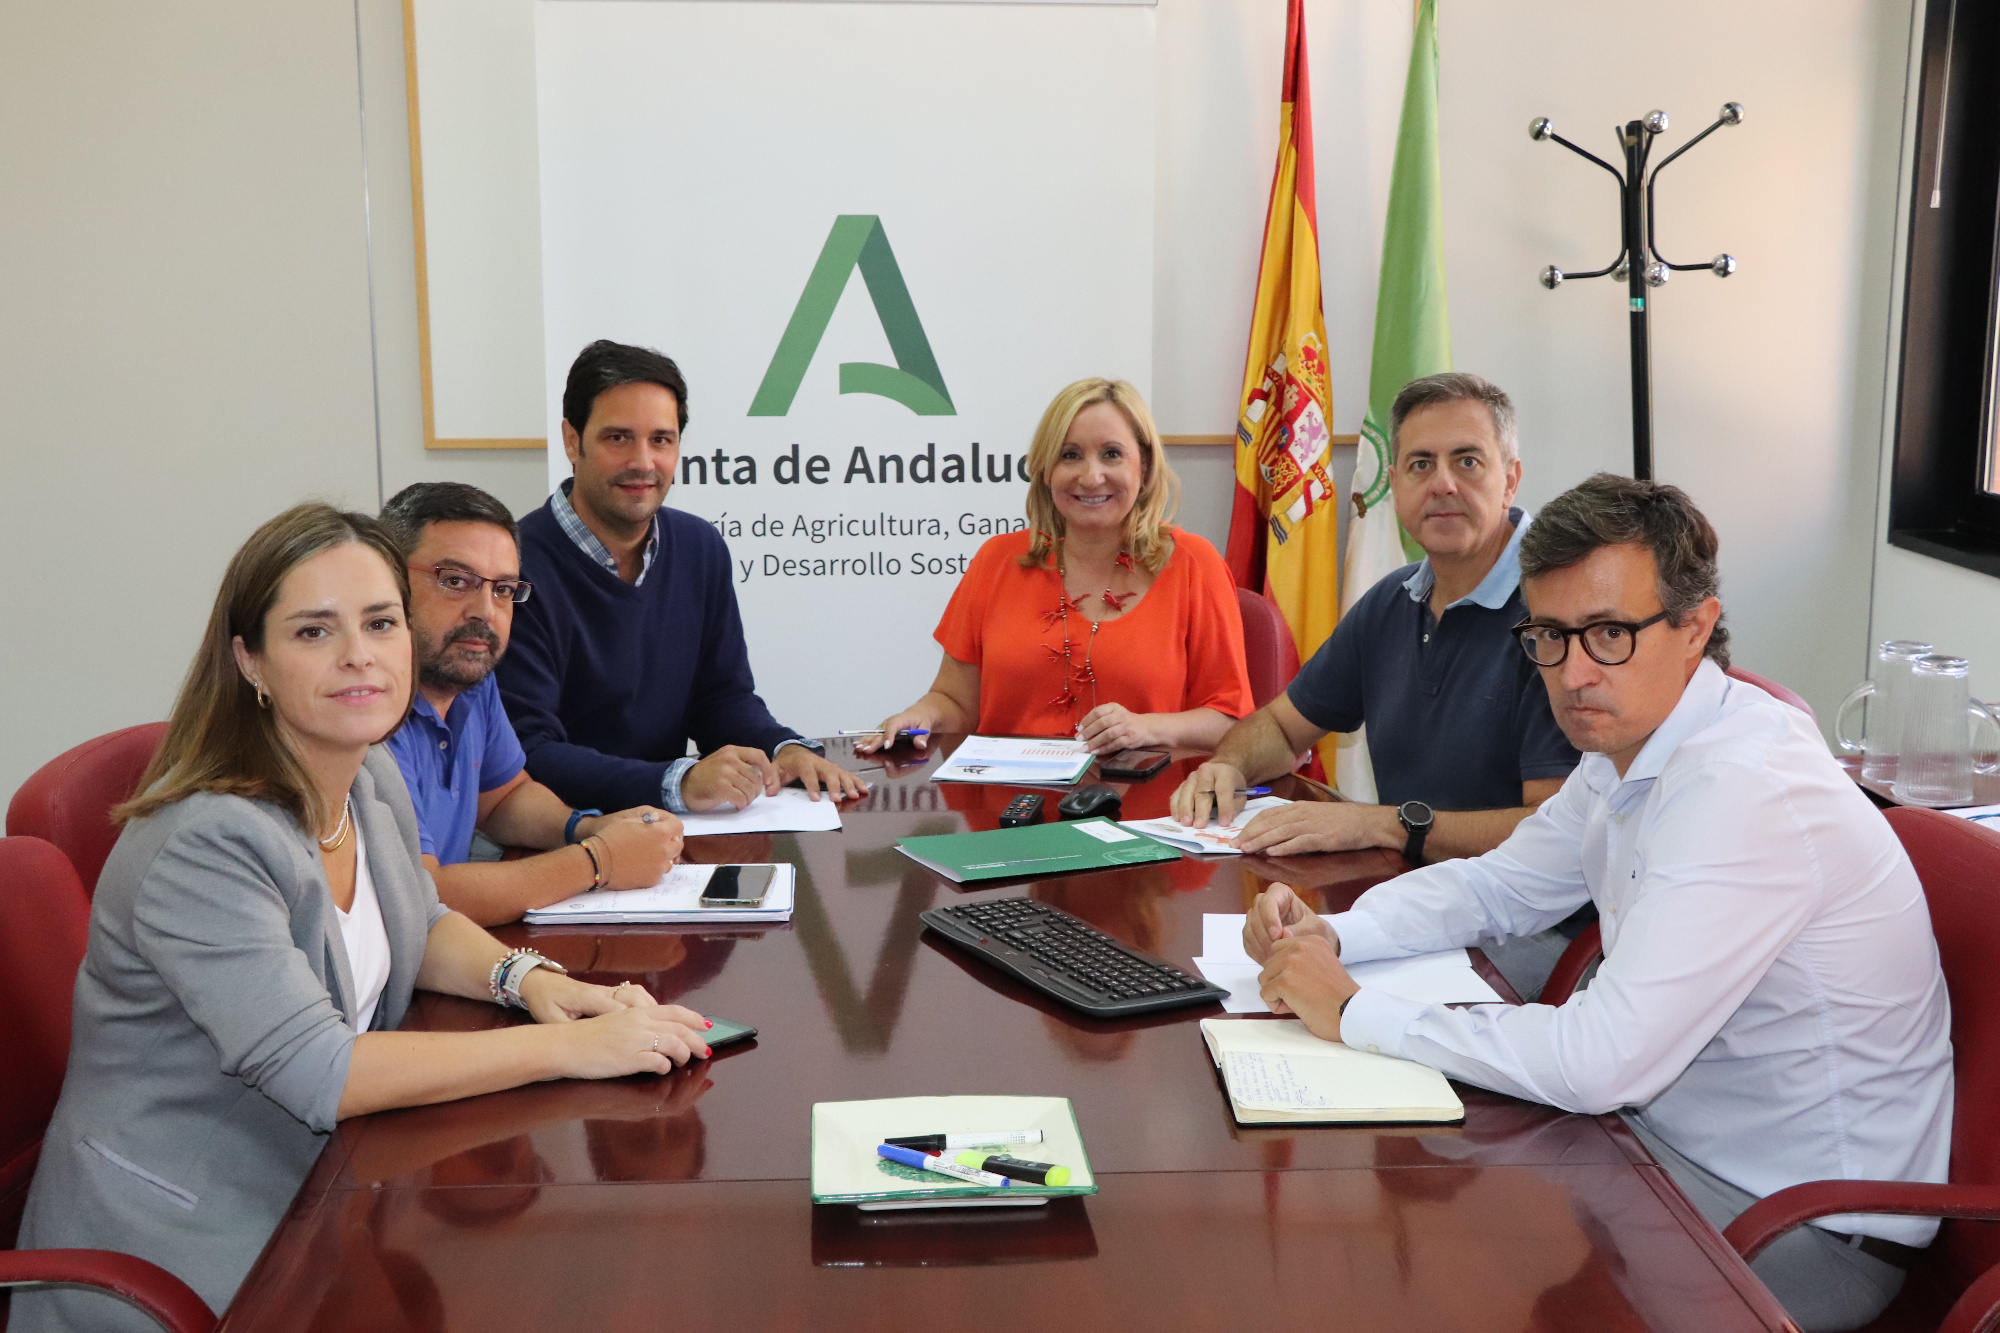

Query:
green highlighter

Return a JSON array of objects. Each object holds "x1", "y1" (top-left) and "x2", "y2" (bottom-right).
[{"x1": 955, "y1": 1152, "x2": 1070, "y2": 1186}]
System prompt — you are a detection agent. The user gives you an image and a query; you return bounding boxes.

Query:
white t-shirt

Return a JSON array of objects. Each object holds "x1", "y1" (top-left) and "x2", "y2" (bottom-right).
[{"x1": 335, "y1": 818, "x2": 393, "y2": 1033}]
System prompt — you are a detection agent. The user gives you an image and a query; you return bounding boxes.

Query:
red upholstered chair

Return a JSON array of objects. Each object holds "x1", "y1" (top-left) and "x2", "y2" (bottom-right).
[
  {"x1": 6, "y1": 723, "x2": 166, "y2": 898},
  {"x1": 1716, "y1": 808, "x2": 2000, "y2": 1332},
  {"x1": 1726, "y1": 664, "x2": 1816, "y2": 723},
  {"x1": 1234, "y1": 586, "x2": 1302, "y2": 711},
  {"x1": 0, "y1": 836, "x2": 214, "y2": 1333}
]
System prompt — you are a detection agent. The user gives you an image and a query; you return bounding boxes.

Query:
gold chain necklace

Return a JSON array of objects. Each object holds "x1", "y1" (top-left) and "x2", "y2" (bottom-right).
[{"x1": 318, "y1": 798, "x2": 352, "y2": 852}]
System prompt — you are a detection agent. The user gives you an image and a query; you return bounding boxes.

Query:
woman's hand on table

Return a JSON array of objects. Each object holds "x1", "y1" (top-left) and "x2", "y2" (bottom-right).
[
  {"x1": 857, "y1": 708, "x2": 935, "y2": 754},
  {"x1": 521, "y1": 974, "x2": 713, "y2": 1077},
  {"x1": 1076, "y1": 703, "x2": 1166, "y2": 754}
]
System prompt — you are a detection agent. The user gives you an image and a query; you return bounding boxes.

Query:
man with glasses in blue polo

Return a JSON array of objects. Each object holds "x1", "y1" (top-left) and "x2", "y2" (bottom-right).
[{"x1": 379, "y1": 483, "x2": 683, "y2": 926}]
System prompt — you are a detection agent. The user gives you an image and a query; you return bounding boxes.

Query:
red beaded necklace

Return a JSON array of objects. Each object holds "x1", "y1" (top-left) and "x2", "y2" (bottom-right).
[{"x1": 1043, "y1": 548, "x2": 1138, "y2": 720}]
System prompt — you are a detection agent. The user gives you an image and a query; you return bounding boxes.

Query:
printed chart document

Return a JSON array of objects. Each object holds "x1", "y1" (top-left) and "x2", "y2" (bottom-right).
[
  {"x1": 1201, "y1": 1018, "x2": 1464, "y2": 1124},
  {"x1": 1193, "y1": 914, "x2": 1501, "y2": 1013},
  {"x1": 1947, "y1": 804, "x2": 2000, "y2": 829},
  {"x1": 931, "y1": 736, "x2": 1094, "y2": 786},
  {"x1": 1119, "y1": 796, "x2": 1292, "y2": 855},
  {"x1": 678, "y1": 785, "x2": 843, "y2": 834},
  {"x1": 523, "y1": 863, "x2": 794, "y2": 925}
]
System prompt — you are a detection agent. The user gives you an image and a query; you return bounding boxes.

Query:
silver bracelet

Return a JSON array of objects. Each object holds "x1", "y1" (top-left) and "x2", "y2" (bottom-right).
[{"x1": 490, "y1": 948, "x2": 567, "y2": 1009}]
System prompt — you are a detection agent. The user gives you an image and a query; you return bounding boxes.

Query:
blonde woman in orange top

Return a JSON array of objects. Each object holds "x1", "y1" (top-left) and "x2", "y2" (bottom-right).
[{"x1": 862, "y1": 378, "x2": 1253, "y2": 756}]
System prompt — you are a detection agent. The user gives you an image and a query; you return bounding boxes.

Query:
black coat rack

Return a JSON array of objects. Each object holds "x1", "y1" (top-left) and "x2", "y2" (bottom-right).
[{"x1": 1531, "y1": 104, "x2": 1745, "y2": 480}]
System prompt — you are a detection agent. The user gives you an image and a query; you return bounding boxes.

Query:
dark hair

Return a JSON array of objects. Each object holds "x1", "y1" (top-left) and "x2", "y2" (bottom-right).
[
  {"x1": 1390, "y1": 372, "x2": 1518, "y2": 460},
  {"x1": 1519, "y1": 472, "x2": 1730, "y2": 667},
  {"x1": 379, "y1": 481, "x2": 518, "y2": 556},
  {"x1": 117, "y1": 503, "x2": 413, "y2": 831},
  {"x1": 562, "y1": 340, "x2": 689, "y2": 437}
]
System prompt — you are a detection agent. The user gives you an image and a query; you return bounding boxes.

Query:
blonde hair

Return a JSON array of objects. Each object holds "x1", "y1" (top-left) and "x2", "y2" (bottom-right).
[
  {"x1": 116, "y1": 503, "x2": 413, "y2": 834},
  {"x1": 1020, "y1": 379, "x2": 1180, "y2": 574}
]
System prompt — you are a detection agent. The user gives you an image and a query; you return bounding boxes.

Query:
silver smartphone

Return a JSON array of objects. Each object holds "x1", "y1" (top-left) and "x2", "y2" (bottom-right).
[{"x1": 698, "y1": 864, "x2": 776, "y2": 907}]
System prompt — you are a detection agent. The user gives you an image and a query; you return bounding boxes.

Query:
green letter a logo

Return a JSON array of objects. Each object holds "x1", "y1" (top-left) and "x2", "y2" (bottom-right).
[{"x1": 749, "y1": 215, "x2": 955, "y2": 417}]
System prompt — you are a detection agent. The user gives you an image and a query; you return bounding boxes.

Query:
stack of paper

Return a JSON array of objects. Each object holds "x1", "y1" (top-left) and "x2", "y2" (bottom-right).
[
  {"x1": 523, "y1": 862, "x2": 795, "y2": 925},
  {"x1": 679, "y1": 786, "x2": 844, "y2": 834},
  {"x1": 1201, "y1": 1018, "x2": 1464, "y2": 1124},
  {"x1": 810, "y1": 1095, "x2": 1098, "y2": 1208},
  {"x1": 1193, "y1": 914, "x2": 1502, "y2": 1013},
  {"x1": 1119, "y1": 796, "x2": 1292, "y2": 854},
  {"x1": 931, "y1": 735, "x2": 1094, "y2": 786}
]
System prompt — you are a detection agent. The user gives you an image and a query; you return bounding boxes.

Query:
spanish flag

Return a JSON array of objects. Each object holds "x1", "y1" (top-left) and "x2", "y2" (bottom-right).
[{"x1": 1225, "y1": 0, "x2": 1339, "y2": 679}]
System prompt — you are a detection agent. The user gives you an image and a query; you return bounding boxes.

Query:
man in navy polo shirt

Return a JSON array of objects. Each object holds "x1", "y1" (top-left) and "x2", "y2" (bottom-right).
[
  {"x1": 1174, "y1": 373, "x2": 1579, "y2": 868},
  {"x1": 380, "y1": 482, "x2": 683, "y2": 926}
]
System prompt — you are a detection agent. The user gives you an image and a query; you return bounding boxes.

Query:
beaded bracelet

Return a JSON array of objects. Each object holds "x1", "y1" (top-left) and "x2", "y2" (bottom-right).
[{"x1": 580, "y1": 837, "x2": 604, "y2": 891}]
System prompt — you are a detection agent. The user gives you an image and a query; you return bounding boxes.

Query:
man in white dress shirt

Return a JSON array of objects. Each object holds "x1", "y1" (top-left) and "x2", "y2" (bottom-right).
[{"x1": 1249, "y1": 473, "x2": 1952, "y2": 1333}]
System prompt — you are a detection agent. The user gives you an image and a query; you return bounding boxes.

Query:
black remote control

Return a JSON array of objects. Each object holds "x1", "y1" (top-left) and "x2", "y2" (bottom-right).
[{"x1": 998, "y1": 794, "x2": 1045, "y2": 827}]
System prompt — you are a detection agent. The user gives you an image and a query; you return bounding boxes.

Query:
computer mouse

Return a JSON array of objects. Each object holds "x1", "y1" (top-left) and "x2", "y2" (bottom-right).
[{"x1": 1057, "y1": 783, "x2": 1123, "y2": 820}]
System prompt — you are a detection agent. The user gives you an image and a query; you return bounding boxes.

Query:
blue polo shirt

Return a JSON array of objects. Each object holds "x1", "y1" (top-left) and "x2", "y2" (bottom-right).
[
  {"x1": 384, "y1": 674, "x2": 528, "y2": 863},
  {"x1": 1287, "y1": 508, "x2": 1579, "y2": 809}
]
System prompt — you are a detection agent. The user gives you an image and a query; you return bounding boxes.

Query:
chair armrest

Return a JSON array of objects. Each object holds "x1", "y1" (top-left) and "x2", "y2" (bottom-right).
[
  {"x1": 1941, "y1": 1261, "x2": 2000, "y2": 1333},
  {"x1": 1540, "y1": 921, "x2": 1602, "y2": 1007},
  {"x1": 0, "y1": 1248, "x2": 216, "y2": 1333},
  {"x1": 1722, "y1": 1180, "x2": 2000, "y2": 1261}
]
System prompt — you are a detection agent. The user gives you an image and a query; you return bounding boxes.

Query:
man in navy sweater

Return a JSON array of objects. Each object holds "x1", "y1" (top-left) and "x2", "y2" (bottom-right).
[{"x1": 498, "y1": 340, "x2": 867, "y2": 814}]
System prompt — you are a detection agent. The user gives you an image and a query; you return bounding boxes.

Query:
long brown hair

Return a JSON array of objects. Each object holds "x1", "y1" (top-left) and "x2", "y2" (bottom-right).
[
  {"x1": 116, "y1": 503, "x2": 413, "y2": 832},
  {"x1": 1020, "y1": 378, "x2": 1181, "y2": 575}
]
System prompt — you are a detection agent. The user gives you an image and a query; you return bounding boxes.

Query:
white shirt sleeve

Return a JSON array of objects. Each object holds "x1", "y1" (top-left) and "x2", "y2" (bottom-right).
[
  {"x1": 1337, "y1": 760, "x2": 1826, "y2": 1115},
  {"x1": 1326, "y1": 773, "x2": 1597, "y2": 962}
]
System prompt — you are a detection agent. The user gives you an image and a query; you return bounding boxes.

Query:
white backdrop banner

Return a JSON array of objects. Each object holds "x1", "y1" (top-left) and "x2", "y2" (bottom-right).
[{"x1": 535, "y1": 0, "x2": 1156, "y2": 739}]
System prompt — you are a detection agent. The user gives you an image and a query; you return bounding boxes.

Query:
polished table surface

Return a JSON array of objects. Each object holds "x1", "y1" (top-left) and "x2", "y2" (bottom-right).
[{"x1": 222, "y1": 739, "x2": 1792, "y2": 1332}]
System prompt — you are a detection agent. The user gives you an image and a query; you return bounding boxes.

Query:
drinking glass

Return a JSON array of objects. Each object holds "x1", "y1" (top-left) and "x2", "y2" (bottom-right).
[
  {"x1": 1834, "y1": 640, "x2": 1934, "y2": 780},
  {"x1": 1891, "y1": 655, "x2": 2000, "y2": 807}
]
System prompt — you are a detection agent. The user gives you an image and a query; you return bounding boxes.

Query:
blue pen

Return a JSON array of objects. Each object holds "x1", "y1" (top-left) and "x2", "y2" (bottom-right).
[
  {"x1": 877, "y1": 1142, "x2": 1014, "y2": 1186},
  {"x1": 838, "y1": 729, "x2": 931, "y2": 737},
  {"x1": 1235, "y1": 787, "x2": 1272, "y2": 797}
]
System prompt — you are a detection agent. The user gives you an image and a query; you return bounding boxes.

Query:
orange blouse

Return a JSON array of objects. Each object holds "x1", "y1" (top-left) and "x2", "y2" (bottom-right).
[{"x1": 933, "y1": 528, "x2": 1255, "y2": 737}]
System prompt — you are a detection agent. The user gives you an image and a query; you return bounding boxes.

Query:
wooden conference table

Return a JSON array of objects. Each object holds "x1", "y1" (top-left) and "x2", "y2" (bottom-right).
[{"x1": 221, "y1": 738, "x2": 1793, "y2": 1333}]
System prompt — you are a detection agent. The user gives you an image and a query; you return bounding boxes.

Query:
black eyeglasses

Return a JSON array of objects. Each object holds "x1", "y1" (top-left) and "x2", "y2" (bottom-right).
[
  {"x1": 410, "y1": 564, "x2": 534, "y2": 605},
  {"x1": 1512, "y1": 610, "x2": 1669, "y2": 667}
]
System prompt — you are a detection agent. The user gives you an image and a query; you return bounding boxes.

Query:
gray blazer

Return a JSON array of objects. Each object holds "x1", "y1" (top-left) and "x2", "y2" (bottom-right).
[{"x1": 13, "y1": 747, "x2": 449, "y2": 1333}]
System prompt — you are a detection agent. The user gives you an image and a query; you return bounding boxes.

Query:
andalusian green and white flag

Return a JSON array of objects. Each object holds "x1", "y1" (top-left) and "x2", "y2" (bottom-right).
[{"x1": 1336, "y1": 0, "x2": 1452, "y2": 802}]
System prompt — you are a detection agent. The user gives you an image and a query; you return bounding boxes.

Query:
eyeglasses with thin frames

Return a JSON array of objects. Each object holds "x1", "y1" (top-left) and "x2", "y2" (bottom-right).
[
  {"x1": 409, "y1": 563, "x2": 534, "y2": 605},
  {"x1": 1512, "y1": 610, "x2": 1670, "y2": 667}
]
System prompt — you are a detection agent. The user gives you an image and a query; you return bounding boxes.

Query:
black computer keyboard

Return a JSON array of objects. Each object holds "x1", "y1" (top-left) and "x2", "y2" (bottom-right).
[{"x1": 921, "y1": 897, "x2": 1228, "y2": 1019}]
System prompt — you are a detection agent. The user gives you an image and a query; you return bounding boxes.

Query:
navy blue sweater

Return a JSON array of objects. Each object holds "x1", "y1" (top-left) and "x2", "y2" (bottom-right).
[{"x1": 497, "y1": 499, "x2": 803, "y2": 811}]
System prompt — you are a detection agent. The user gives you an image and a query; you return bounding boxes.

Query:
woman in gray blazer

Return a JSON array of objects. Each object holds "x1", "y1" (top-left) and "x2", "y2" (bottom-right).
[{"x1": 13, "y1": 504, "x2": 715, "y2": 1333}]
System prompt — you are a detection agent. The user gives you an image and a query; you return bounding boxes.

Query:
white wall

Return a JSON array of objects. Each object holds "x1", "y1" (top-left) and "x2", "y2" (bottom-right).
[
  {"x1": 0, "y1": 0, "x2": 382, "y2": 805},
  {"x1": 1433, "y1": 0, "x2": 1917, "y2": 729},
  {"x1": 0, "y1": 0, "x2": 1936, "y2": 805}
]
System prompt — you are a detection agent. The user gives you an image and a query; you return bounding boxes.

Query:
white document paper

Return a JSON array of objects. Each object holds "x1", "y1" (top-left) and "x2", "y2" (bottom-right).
[
  {"x1": 1947, "y1": 804, "x2": 2000, "y2": 828},
  {"x1": 1118, "y1": 797, "x2": 1292, "y2": 855},
  {"x1": 678, "y1": 785, "x2": 844, "y2": 835},
  {"x1": 1194, "y1": 913, "x2": 1502, "y2": 1013},
  {"x1": 523, "y1": 862, "x2": 794, "y2": 924},
  {"x1": 931, "y1": 735, "x2": 1094, "y2": 786}
]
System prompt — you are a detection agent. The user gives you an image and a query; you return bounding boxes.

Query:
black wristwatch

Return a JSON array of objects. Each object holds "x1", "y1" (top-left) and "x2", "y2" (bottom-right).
[{"x1": 1397, "y1": 800, "x2": 1435, "y2": 866}]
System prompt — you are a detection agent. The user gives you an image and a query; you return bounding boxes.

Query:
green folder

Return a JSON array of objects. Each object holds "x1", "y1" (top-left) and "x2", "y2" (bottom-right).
[{"x1": 896, "y1": 817, "x2": 1180, "y2": 883}]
